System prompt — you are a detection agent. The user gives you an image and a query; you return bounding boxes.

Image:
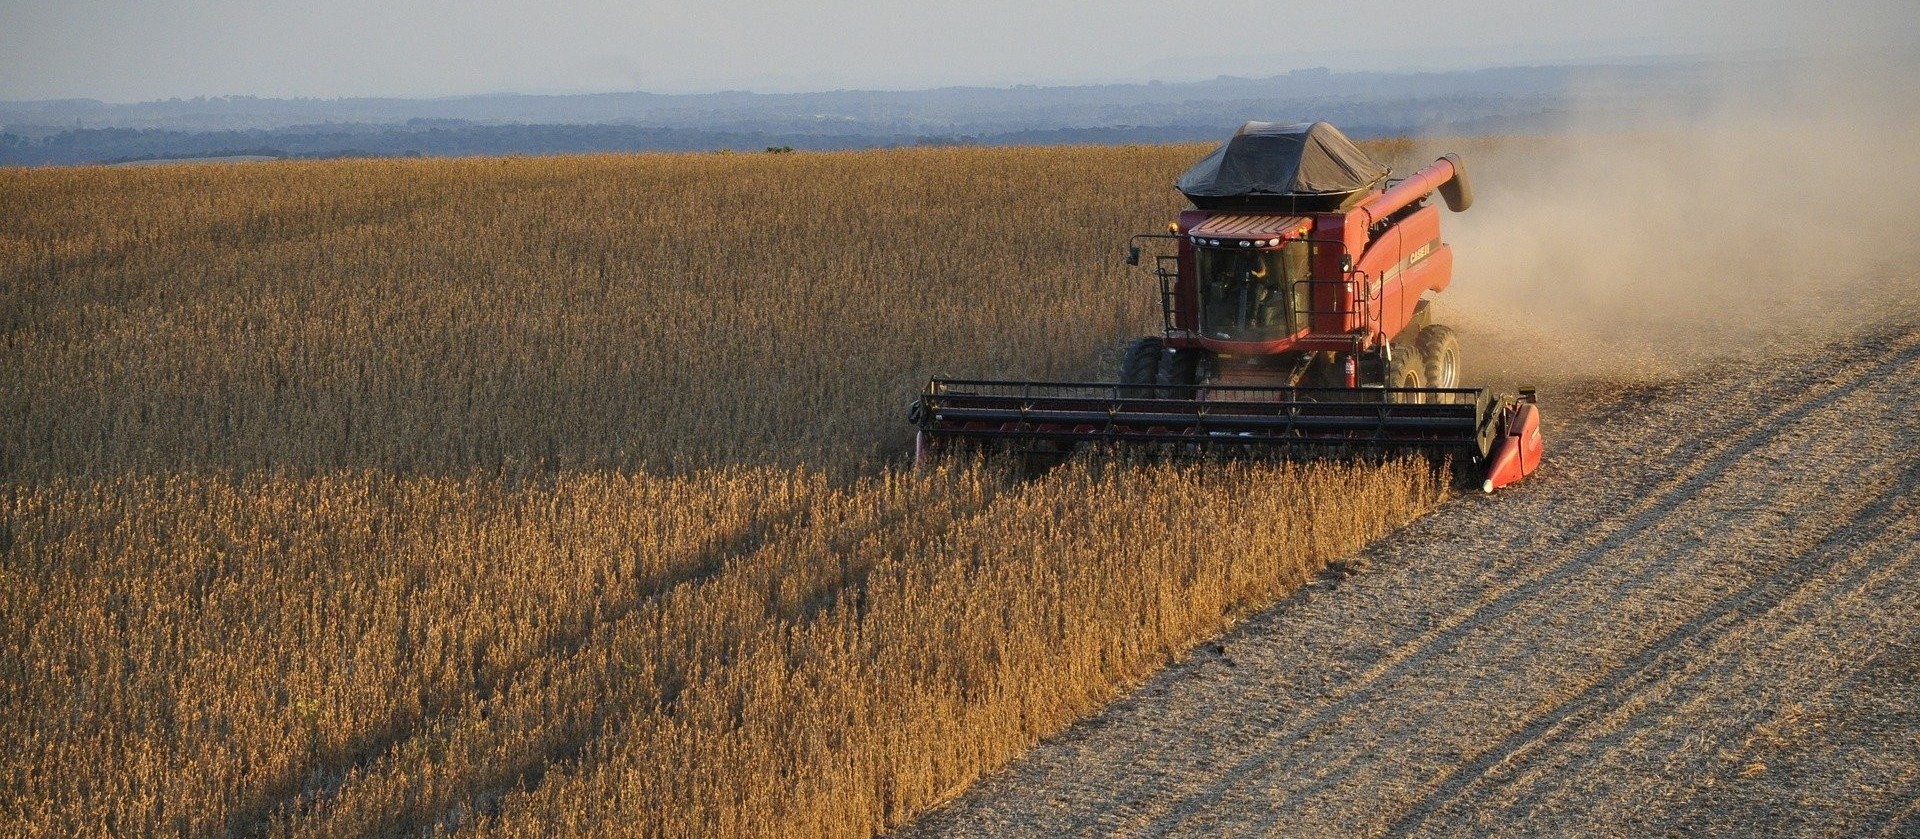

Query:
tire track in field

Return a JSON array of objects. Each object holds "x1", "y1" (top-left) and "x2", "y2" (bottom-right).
[
  {"x1": 996, "y1": 342, "x2": 1874, "y2": 817},
  {"x1": 1384, "y1": 453, "x2": 1920, "y2": 836},
  {"x1": 1117, "y1": 327, "x2": 1920, "y2": 836},
  {"x1": 1206, "y1": 341, "x2": 1907, "y2": 835},
  {"x1": 1475, "y1": 418, "x2": 1920, "y2": 834},
  {"x1": 1637, "y1": 637, "x2": 1920, "y2": 838}
]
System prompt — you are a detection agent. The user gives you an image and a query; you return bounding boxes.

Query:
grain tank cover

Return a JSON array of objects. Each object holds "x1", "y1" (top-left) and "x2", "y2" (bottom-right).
[{"x1": 1177, "y1": 121, "x2": 1389, "y2": 211}]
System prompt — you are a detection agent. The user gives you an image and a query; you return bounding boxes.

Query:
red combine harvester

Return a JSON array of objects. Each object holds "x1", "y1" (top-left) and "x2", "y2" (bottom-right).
[{"x1": 910, "y1": 121, "x2": 1543, "y2": 492}]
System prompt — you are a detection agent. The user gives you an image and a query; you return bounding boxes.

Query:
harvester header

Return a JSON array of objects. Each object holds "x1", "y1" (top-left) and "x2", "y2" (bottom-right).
[{"x1": 911, "y1": 121, "x2": 1543, "y2": 492}]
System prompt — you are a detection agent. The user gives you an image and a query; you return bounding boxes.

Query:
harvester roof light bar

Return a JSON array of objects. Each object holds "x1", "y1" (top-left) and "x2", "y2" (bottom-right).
[{"x1": 1190, "y1": 236, "x2": 1294, "y2": 248}]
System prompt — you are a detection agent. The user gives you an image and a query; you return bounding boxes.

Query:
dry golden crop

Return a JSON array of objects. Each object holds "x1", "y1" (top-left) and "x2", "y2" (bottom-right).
[
  {"x1": 3, "y1": 147, "x2": 1205, "y2": 478},
  {"x1": 1, "y1": 142, "x2": 1443, "y2": 838}
]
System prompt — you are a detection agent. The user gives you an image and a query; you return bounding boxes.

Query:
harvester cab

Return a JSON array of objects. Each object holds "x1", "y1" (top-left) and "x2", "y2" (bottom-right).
[{"x1": 912, "y1": 121, "x2": 1544, "y2": 492}]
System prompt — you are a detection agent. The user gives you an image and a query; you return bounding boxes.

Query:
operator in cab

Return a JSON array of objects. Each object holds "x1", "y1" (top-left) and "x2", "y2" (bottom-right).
[{"x1": 1197, "y1": 241, "x2": 1310, "y2": 342}]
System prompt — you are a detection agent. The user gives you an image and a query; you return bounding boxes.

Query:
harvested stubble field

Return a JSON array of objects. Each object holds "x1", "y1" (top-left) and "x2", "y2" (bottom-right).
[{"x1": 2, "y1": 143, "x2": 1444, "y2": 838}]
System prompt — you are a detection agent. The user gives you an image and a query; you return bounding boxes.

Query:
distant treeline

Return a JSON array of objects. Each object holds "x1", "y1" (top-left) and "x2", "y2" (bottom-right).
[
  {"x1": 0, "y1": 58, "x2": 1780, "y2": 165},
  {"x1": 0, "y1": 110, "x2": 1576, "y2": 166},
  {"x1": 0, "y1": 122, "x2": 1284, "y2": 166}
]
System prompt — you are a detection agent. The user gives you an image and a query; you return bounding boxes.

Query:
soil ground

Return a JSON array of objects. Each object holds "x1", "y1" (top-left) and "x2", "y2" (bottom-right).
[{"x1": 894, "y1": 307, "x2": 1920, "y2": 837}]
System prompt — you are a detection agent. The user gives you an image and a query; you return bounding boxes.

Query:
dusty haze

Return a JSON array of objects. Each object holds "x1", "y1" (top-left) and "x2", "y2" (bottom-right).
[{"x1": 1433, "y1": 55, "x2": 1920, "y2": 388}]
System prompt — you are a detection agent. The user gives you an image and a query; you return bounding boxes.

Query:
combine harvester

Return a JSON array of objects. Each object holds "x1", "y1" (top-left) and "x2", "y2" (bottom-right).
[{"x1": 910, "y1": 121, "x2": 1543, "y2": 492}]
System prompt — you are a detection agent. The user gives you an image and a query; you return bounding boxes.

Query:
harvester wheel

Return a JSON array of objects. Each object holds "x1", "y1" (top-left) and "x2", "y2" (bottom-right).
[
  {"x1": 1388, "y1": 342, "x2": 1427, "y2": 402},
  {"x1": 1120, "y1": 337, "x2": 1163, "y2": 397},
  {"x1": 1157, "y1": 347, "x2": 1201, "y2": 399},
  {"x1": 1417, "y1": 325, "x2": 1462, "y2": 389}
]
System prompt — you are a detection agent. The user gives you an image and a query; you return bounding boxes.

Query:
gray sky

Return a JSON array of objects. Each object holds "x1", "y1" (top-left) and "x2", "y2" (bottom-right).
[{"x1": 2, "y1": 0, "x2": 1916, "y2": 102}]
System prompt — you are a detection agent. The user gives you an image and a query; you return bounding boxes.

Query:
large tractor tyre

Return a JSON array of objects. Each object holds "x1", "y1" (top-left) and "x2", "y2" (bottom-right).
[
  {"x1": 1120, "y1": 336, "x2": 1163, "y2": 397},
  {"x1": 1387, "y1": 342, "x2": 1427, "y2": 402},
  {"x1": 1157, "y1": 347, "x2": 1202, "y2": 399},
  {"x1": 1416, "y1": 324, "x2": 1462, "y2": 390}
]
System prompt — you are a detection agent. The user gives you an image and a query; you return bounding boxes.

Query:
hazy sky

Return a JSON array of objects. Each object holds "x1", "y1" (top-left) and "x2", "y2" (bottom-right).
[{"x1": 3, "y1": 0, "x2": 1916, "y2": 102}]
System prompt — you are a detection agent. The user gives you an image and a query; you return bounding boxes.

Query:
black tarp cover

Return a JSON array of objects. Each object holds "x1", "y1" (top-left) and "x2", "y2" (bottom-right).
[{"x1": 1177, "y1": 121, "x2": 1388, "y2": 209}]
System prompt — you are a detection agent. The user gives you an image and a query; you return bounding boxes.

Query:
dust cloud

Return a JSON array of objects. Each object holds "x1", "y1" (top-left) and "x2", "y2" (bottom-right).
[{"x1": 1429, "y1": 54, "x2": 1920, "y2": 388}]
